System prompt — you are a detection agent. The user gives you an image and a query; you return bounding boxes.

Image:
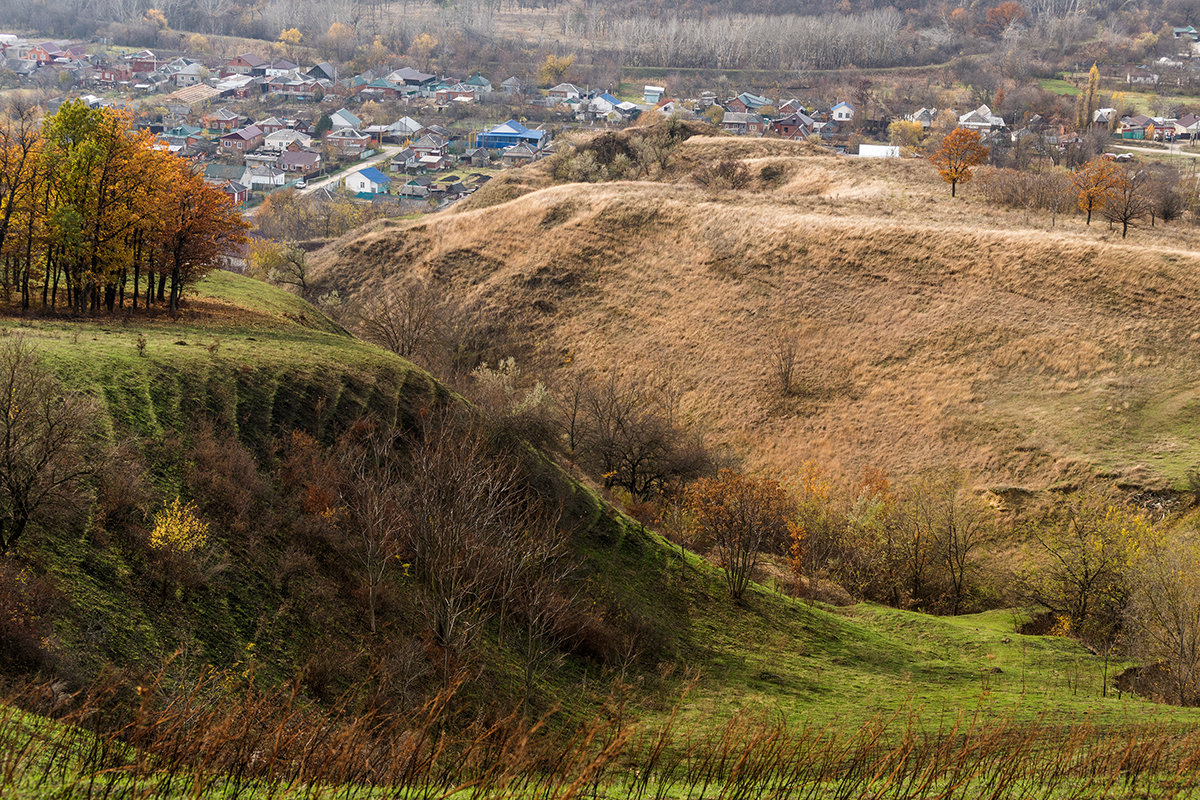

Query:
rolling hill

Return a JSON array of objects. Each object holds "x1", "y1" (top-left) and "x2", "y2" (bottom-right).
[{"x1": 311, "y1": 135, "x2": 1200, "y2": 493}]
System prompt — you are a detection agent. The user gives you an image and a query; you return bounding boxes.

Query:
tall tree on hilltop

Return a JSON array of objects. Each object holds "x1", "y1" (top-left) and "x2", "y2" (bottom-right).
[
  {"x1": 930, "y1": 128, "x2": 989, "y2": 197},
  {"x1": 1071, "y1": 157, "x2": 1122, "y2": 225}
]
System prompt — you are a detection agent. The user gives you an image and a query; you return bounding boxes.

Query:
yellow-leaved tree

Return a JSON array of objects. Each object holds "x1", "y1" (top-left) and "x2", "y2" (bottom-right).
[
  {"x1": 150, "y1": 497, "x2": 208, "y2": 553},
  {"x1": 537, "y1": 54, "x2": 575, "y2": 88}
]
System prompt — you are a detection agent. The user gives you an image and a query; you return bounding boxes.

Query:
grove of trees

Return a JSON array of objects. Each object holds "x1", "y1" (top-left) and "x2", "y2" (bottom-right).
[{"x1": 0, "y1": 99, "x2": 247, "y2": 314}]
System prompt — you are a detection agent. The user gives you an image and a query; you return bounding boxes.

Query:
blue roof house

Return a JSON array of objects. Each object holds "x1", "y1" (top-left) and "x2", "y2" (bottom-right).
[
  {"x1": 344, "y1": 166, "x2": 391, "y2": 195},
  {"x1": 477, "y1": 119, "x2": 547, "y2": 150}
]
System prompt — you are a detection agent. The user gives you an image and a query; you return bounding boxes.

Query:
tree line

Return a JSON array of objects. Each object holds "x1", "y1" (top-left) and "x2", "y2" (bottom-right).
[{"x1": 0, "y1": 98, "x2": 247, "y2": 315}]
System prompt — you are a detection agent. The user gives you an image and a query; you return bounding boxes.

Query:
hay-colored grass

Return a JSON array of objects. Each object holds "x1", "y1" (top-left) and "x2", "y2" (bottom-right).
[{"x1": 313, "y1": 141, "x2": 1200, "y2": 489}]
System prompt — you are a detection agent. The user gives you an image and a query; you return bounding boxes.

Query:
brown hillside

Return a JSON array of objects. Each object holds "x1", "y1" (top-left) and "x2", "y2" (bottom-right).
[{"x1": 311, "y1": 139, "x2": 1200, "y2": 490}]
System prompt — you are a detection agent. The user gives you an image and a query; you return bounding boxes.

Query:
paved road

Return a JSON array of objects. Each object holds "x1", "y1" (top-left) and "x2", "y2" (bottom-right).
[
  {"x1": 297, "y1": 144, "x2": 406, "y2": 195},
  {"x1": 1111, "y1": 142, "x2": 1200, "y2": 159},
  {"x1": 240, "y1": 143, "x2": 406, "y2": 220}
]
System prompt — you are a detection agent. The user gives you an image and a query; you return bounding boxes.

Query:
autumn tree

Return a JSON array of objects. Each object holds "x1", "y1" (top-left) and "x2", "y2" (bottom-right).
[
  {"x1": 149, "y1": 497, "x2": 209, "y2": 553},
  {"x1": 983, "y1": 1, "x2": 1025, "y2": 36},
  {"x1": 150, "y1": 155, "x2": 248, "y2": 314},
  {"x1": 1102, "y1": 168, "x2": 1151, "y2": 238},
  {"x1": 1127, "y1": 535, "x2": 1200, "y2": 705},
  {"x1": 324, "y1": 22, "x2": 356, "y2": 61},
  {"x1": 887, "y1": 119, "x2": 923, "y2": 148},
  {"x1": 789, "y1": 461, "x2": 843, "y2": 604},
  {"x1": 249, "y1": 240, "x2": 309, "y2": 297},
  {"x1": 1072, "y1": 157, "x2": 1123, "y2": 225},
  {"x1": 1025, "y1": 492, "x2": 1149, "y2": 648},
  {"x1": 688, "y1": 470, "x2": 793, "y2": 601},
  {"x1": 537, "y1": 53, "x2": 575, "y2": 87},
  {"x1": 409, "y1": 33, "x2": 437, "y2": 69},
  {"x1": 0, "y1": 339, "x2": 101, "y2": 555},
  {"x1": 1077, "y1": 63, "x2": 1101, "y2": 129},
  {"x1": 930, "y1": 128, "x2": 989, "y2": 197}
]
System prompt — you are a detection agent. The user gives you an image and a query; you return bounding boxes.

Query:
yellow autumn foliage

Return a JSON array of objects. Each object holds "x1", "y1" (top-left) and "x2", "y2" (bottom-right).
[{"x1": 149, "y1": 497, "x2": 208, "y2": 553}]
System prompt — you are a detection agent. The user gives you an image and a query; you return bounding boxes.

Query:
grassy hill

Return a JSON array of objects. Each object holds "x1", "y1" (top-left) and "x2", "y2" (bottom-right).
[
  {"x1": 311, "y1": 135, "x2": 1200, "y2": 494},
  {"x1": 4, "y1": 269, "x2": 1200, "y2": 799}
]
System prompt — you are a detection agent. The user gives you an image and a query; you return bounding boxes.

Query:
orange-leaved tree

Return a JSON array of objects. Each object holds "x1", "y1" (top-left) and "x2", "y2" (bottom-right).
[
  {"x1": 686, "y1": 469, "x2": 793, "y2": 602},
  {"x1": 1072, "y1": 157, "x2": 1123, "y2": 225},
  {"x1": 930, "y1": 128, "x2": 989, "y2": 197},
  {"x1": 788, "y1": 460, "x2": 842, "y2": 604}
]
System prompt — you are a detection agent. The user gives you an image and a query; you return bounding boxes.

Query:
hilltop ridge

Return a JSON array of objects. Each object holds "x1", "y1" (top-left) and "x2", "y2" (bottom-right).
[{"x1": 312, "y1": 136, "x2": 1200, "y2": 491}]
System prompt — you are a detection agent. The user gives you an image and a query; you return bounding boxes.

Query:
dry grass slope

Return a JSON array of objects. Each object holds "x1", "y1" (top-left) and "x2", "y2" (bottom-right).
[{"x1": 313, "y1": 137, "x2": 1200, "y2": 490}]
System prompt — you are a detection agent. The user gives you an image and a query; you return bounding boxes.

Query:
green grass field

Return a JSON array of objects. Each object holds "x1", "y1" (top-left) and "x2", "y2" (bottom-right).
[
  {"x1": 4, "y1": 272, "x2": 1200, "y2": 799},
  {"x1": 5, "y1": 271, "x2": 442, "y2": 443}
]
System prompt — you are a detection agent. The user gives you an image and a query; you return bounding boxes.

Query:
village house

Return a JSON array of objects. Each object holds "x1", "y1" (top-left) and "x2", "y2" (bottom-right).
[
  {"x1": 435, "y1": 83, "x2": 476, "y2": 103},
  {"x1": 247, "y1": 164, "x2": 288, "y2": 190},
  {"x1": 265, "y1": 128, "x2": 313, "y2": 149},
  {"x1": 399, "y1": 175, "x2": 433, "y2": 197},
  {"x1": 390, "y1": 148, "x2": 418, "y2": 172},
  {"x1": 501, "y1": 143, "x2": 541, "y2": 167},
  {"x1": 461, "y1": 147, "x2": 490, "y2": 168},
  {"x1": 721, "y1": 111, "x2": 767, "y2": 135},
  {"x1": 126, "y1": 50, "x2": 161, "y2": 74},
  {"x1": 360, "y1": 78, "x2": 404, "y2": 99},
  {"x1": 1118, "y1": 113, "x2": 1152, "y2": 139},
  {"x1": 1176, "y1": 113, "x2": 1200, "y2": 140},
  {"x1": 464, "y1": 73, "x2": 492, "y2": 93},
  {"x1": 329, "y1": 108, "x2": 363, "y2": 131},
  {"x1": 225, "y1": 53, "x2": 267, "y2": 76},
  {"x1": 222, "y1": 180, "x2": 249, "y2": 206},
  {"x1": 28, "y1": 41, "x2": 64, "y2": 65},
  {"x1": 771, "y1": 111, "x2": 815, "y2": 139},
  {"x1": 265, "y1": 59, "x2": 300, "y2": 77},
  {"x1": 202, "y1": 108, "x2": 241, "y2": 131},
  {"x1": 726, "y1": 92, "x2": 771, "y2": 113},
  {"x1": 410, "y1": 133, "x2": 449, "y2": 158},
  {"x1": 345, "y1": 166, "x2": 391, "y2": 194},
  {"x1": 957, "y1": 104, "x2": 1005, "y2": 133},
  {"x1": 547, "y1": 82, "x2": 582, "y2": 101},
  {"x1": 325, "y1": 127, "x2": 372, "y2": 158},
  {"x1": 477, "y1": 119, "x2": 547, "y2": 150},
  {"x1": 172, "y1": 62, "x2": 206, "y2": 87},
  {"x1": 253, "y1": 116, "x2": 286, "y2": 135},
  {"x1": 830, "y1": 101, "x2": 854, "y2": 122},
  {"x1": 204, "y1": 163, "x2": 250, "y2": 187},
  {"x1": 308, "y1": 62, "x2": 337, "y2": 82},
  {"x1": 220, "y1": 124, "x2": 264, "y2": 153},
  {"x1": 906, "y1": 107, "x2": 938, "y2": 129},
  {"x1": 386, "y1": 66, "x2": 436, "y2": 94},
  {"x1": 279, "y1": 149, "x2": 322, "y2": 175}
]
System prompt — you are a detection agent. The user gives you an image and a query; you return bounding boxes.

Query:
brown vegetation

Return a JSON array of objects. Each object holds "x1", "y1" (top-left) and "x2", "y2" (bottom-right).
[{"x1": 312, "y1": 137, "x2": 1200, "y2": 491}]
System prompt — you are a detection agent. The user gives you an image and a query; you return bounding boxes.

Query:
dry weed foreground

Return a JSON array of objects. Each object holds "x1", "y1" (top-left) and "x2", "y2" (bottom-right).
[{"x1": 312, "y1": 138, "x2": 1200, "y2": 490}]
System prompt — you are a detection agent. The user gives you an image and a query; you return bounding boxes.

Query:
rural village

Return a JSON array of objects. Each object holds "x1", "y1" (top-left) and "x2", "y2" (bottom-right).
[{"x1": 8, "y1": 23, "x2": 1200, "y2": 219}]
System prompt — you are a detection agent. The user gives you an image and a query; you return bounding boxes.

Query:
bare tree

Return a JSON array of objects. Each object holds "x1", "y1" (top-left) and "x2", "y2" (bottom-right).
[
  {"x1": 0, "y1": 338, "x2": 102, "y2": 555},
  {"x1": 338, "y1": 423, "x2": 403, "y2": 634},
  {"x1": 580, "y1": 369, "x2": 709, "y2": 500},
  {"x1": 1103, "y1": 169, "x2": 1152, "y2": 238},
  {"x1": 764, "y1": 332, "x2": 800, "y2": 396},
  {"x1": 907, "y1": 469, "x2": 991, "y2": 615},
  {"x1": 1127, "y1": 536, "x2": 1200, "y2": 705},
  {"x1": 357, "y1": 276, "x2": 440, "y2": 360},
  {"x1": 396, "y1": 413, "x2": 547, "y2": 680}
]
